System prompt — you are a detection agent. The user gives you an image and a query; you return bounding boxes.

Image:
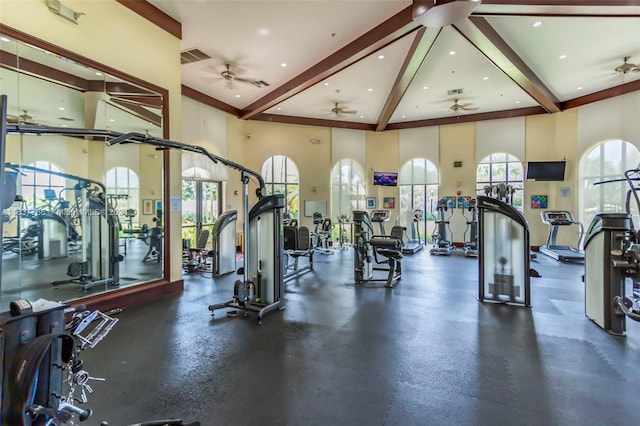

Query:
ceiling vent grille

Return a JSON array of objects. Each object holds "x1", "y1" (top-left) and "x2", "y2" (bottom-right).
[
  {"x1": 447, "y1": 88, "x2": 464, "y2": 96},
  {"x1": 181, "y1": 48, "x2": 211, "y2": 65}
]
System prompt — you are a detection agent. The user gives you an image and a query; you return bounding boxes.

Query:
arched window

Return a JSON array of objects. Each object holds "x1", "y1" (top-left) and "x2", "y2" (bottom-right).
[
  {"x1": 579, "y1": 139, "x2": 640, "y2": 228},
  {"x1": 399, "y1": 158, "x2": 438, "y2": 242},
  {"x1": 476, "y1": 153, "x2": 524, "y2": 209},
  {"x1": 106, "y1": 167, "x2": 139, "y2": 214},
  {"x1": 331, "y1": 159, "x2": 366, "y2": 219},
  {"x1": 261, "y1": 155, "x2": 299, "y2": 217},
  {"x1": 21, "y1": 161, "x2": 65, "y2": 209}
]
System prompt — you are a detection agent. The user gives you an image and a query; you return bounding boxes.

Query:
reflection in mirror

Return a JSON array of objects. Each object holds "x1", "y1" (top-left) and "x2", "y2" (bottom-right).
[{"x1": 1, "y1": 34, "x2": 165, "y2": 309}]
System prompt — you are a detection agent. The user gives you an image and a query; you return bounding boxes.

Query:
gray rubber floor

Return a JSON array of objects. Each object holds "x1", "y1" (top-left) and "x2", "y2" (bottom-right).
[{"x1": 82, "y1": 248, "x2": 640, "y2": 426}]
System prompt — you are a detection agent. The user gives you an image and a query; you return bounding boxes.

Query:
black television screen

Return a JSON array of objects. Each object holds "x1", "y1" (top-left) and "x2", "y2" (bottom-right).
[
  {"x1": 373, "y1": 171, "x2": 398, "y2": 186},
  {"x1": 526, "y1": 161, "x2": 566, "y2": 181}
]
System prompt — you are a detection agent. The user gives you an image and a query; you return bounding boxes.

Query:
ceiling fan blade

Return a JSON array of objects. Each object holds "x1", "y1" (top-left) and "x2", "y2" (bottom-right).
[{"x1": 341, "y1": 109, "x2": 357, "y2": 114}]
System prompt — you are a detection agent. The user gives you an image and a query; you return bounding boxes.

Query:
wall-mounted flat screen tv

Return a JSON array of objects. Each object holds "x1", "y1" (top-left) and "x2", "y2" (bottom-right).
[
  {"x1": 373, "y1": 171, "x2": 398, "y2": 186},
  {"x1": 526, "y1": 161, "x2": 566, "y2": 181}
]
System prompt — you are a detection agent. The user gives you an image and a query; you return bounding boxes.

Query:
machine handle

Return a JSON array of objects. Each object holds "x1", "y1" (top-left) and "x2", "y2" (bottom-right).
[{"x1": 614, "y1": 296, "x2": 640, "y2": 322}]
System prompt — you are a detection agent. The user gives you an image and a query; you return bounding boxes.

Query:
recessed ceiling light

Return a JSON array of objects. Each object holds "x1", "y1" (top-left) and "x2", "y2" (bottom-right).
[
  {"x1": 559, "y1": 54, "x2": 567, "y2": 59},
  {"x1": 276, "y1": 107, "x2": 281, "y2": 111},
  {"x1": 483, "y1": 76, "x2": 489, "y2": 80},
  {"x1": 235, "y1": 94, "x2": 240, "y2": 98},
  {"x1": 423, "y1": 86, "x2": 429, "y2": 90},
  {"x1": 577, "y1": 86, "x2": 583, "y2": 90},
  {"x1": 515, "y1": 101, "x2": 521, "y2": 104},
  {"x1": 280, "y1": 62, "x2": 287, "y2": 67},
  {"x1": 95, "y1": 72, "x2": 102, "y2": 76},
  {"x1": 359, "y1": 115, "x2": 364, "y2": 119},
  {"x1": 0, "y1": 37, "x2": 10, "y2": 43},
  {"x1": 402, "y1": 115, "x2": 406, "y2": 118},
  {"x1": 257, "y1": 28, "x2": 270, "y2": 36},
  {"x1": 109, "y1": 118, "x2": 115, "y2": 122},
  {"x1": 62, "y1": 124, "x2": 67, "y2": 127},
  {"x1": 533, "y1": 21, "x2": 542, "y2": 27},
  {"x1": 367, "y1": 88, "x2": 373, "y2": 92},
  {"x1": 324, "y1": 82, "x2": 329, "y2": 86},
  {"x1": 449, "y1": 51, "x2": 456, "y2": 55},
  {"x1": 378, "y1": 55, "x2": 384, "y2": 59},
  {"x1": 58, "y1": 107, "x2": 65, "y2": 111}
]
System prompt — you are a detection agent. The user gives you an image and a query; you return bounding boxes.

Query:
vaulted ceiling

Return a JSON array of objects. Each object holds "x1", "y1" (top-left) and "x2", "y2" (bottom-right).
[{"x1": 145, "y1": 0, "x2": 640, "y2": 131}]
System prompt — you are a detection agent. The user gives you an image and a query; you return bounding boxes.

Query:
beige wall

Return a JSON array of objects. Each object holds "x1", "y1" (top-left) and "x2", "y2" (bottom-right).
[{"x1": 1, "y1": 0, "x2": 183, "y2": 281}]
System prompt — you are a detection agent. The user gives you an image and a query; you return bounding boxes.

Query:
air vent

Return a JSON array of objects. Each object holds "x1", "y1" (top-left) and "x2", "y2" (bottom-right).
[
  {"x1": 252, "y1": 80, "x2": 270, "y2": 88},
  {"x1": 447, "y1": 88, "x2": 464, "y2": 96},
  {"x1": 180, "y1": 48, "x2": 211, "y2": 65}
]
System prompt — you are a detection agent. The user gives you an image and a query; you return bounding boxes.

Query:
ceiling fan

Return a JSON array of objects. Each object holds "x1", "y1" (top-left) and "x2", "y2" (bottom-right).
[
  {"x1": 330, "y1": 102, "x2": 357, "y2": 116},
  {"x1": 219, "y1": 63, "x2": 270, "y2": 89},
  {"x1": 449, "y1": 99, "x2": 477, "y2": 113},
  {"x1": 614, "y1": 56, "x2": 640, "y2": 75},
  {"x1": 7, "y1": 110, "x2": 40, "y2": 125}
]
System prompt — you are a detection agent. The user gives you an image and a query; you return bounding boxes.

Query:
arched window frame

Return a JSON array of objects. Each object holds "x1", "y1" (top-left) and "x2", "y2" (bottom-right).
[
  {"x1": 261, "y1": 155, "x2": 299, "y2": 218},
  {"x1": 476, "y1": 152, "x2": 524, "y2": 209},
  {"x1": 105, "y1": 167, "x2": 140, "y2": 215},
  {"x1": 331, "y1": 159, "x2": 366, "y2": 219},
  {"x1": 579, "y1": 139, "x2": 640, "y2": 228},
  {"x1": 399, "y1": 158, "x2": 439, "y2": 241}
]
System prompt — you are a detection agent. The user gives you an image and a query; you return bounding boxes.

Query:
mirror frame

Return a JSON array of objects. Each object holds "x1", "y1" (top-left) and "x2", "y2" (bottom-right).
[{"x1": 0, "y1": 23, "x2": 177, "y2": 310}]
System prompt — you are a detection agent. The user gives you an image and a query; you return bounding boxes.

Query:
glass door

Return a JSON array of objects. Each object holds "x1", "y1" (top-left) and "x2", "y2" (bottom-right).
[{"x1": 181, "y1": 179, "x2": 221, "y2": 249}]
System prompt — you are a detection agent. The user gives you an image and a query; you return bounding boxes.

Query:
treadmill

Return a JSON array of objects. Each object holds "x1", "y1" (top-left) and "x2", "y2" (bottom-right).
[
  {"x1": 403, "y1": 209, "x2": 425, "y2": 254},
  {"x1": 539, "y1": 210, "x2": 585, "y2": 262}
]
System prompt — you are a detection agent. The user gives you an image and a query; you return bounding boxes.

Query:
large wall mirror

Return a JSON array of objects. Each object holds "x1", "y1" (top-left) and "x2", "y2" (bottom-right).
[{"x1": 0, "y1": 28, "x2": 169, "y2": 309}]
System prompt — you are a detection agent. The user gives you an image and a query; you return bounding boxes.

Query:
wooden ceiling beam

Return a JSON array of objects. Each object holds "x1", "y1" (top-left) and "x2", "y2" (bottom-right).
[
  {"x1": 376, "y1": 27, "x2": 440, "y2": 132},
  {"x1": 240, "y1": 6, "x2": 422, "y2": 120},
  {"x1": 454, "y1": 17, "x2": 561, "y2": 113},
  {"x1": 386, "y1": 106, "x2": 546, "y2": 130},
  {"x1": 475, "y1": 0, "x2": 640, "y2": 17},
  {"x1": 253, "y1": 114, "x2": 377, "y2": 132},
  {"x1": 181, "y1": 85, "x2": 240, "y2": 117}
]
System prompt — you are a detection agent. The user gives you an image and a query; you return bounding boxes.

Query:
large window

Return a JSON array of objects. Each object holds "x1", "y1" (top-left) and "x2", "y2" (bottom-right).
[
  {"x1": 579, "y1": 140, "x2": 640, "y2": 228},
  {"x1": 331, "y1": 159, "x2": 366, "y2": 219},
  {"x1": 261, "y1": 155, "x2": 299, "y2": 218},
  {"x1": 399, "y1": 158, "x2": 438, "y2": 242},
  {"x1": 20, "y1": 161, "x2": 65, "y2": 210},
  {"x1": 476, "y1": 153, "x2": 524, "y2": 209},
  {"x1": 106, "y1": 167, "x2": 139, "y2": 214}
]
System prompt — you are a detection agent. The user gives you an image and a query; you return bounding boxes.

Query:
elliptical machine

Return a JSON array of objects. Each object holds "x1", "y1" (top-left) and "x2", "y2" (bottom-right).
[
  {"x1": 430, "y1": 198, "x2": 453, "y2": 256},
  {"x1": 463, "y1": 198, "x2": 478, "y2": 257}
]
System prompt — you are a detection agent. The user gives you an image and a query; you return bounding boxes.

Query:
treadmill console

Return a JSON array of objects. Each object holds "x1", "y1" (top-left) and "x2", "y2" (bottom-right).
[
  {"x1": 542, "y1": 211, "x2": 574, "y2": 225},
  {"x1": 370, "y1": 210, "x2": 390, "y2": 222}
]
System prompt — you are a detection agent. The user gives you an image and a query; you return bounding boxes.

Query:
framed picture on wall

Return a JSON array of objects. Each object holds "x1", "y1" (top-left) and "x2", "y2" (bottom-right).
[
  {"x1": 366, "y1": 197, "x2": 376, "y2": 209},
  {"x1": 531, "y1": 195, "x2": 548, "y2": 209},
  {"x1": 383, "y1": 197, "x2": 395, "y2": 209},
  {"x1": 142, "y1": 199, "x2": 154, "y2": 215},
  {"x1": 154, "y1": 199, "x2": 162, "y2": 213}
]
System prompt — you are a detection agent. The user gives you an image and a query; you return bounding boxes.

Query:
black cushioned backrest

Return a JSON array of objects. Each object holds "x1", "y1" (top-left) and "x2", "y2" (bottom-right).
[{"x1": 297, "y1": 226, "x2": 311, "y2": 251}]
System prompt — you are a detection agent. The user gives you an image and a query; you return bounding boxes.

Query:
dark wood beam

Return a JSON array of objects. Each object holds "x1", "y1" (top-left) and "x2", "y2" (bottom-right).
[
  {"x1": 108, "y1": 98, "x2": 162, "y2": 127},
  {"x1": 109, "y1": 95, "x2": 163, "y2": 109},
  {"x1": 253, "y1": 114, "x2": 377, "y2": 132},
  {"x1": 386, "y1": 106, "x2": 546, "y2": 130},
  {"x1": 561, "y1": 78, "x2": 640, "y2": 110},
  {"x1": 454, "y1": 17, "x2": 561, "y2": 113},
  {"x1": 115, "y1": 0, "x2": 182, "y2": 39},
  {"x1": 0, "y1": 51, "x2": 88, "y2": 91},
  {"x1": 181, "y1": 85, "x2": 240, "y2": 117},
  {"x1": 475, "y1": 0, "x2": 640, "y2": 17},
  {"x1": 376, "y1": 27, "x2": 440, "y2": 132},
  {"x1": 240, "y1": 6, "x2": 423, "y2": 120}
]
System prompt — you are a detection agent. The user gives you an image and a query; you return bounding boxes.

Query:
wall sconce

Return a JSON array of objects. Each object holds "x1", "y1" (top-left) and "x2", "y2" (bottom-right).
[{"x1": 47, "y1": 0, "x2": 86, "y2": 24}]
